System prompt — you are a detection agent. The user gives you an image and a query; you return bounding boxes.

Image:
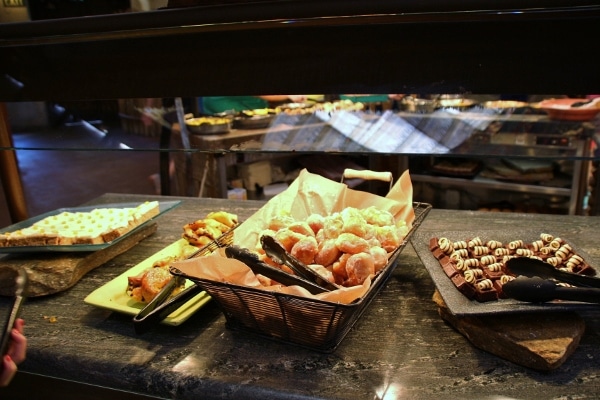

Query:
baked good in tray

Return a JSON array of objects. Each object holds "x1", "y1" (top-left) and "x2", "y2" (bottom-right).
[{"x1": 0, "y1": 201, "x2": 159, "y2": 247}]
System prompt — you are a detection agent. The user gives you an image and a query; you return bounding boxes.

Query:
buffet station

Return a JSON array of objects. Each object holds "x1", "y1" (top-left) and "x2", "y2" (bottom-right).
[
  {"x1": 1, "y1": 167, "x2": 600, "y2": 399},
  {"x1": 1, "y1": 2, "x2": 600, "y2": 398},
  {"x1": 167, "y1": 97, "x2": 595, "y2": 216}
]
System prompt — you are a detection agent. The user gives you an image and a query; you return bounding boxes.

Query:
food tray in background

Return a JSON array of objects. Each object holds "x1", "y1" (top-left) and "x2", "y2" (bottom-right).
[
  {"x1": 481, "y1": 100, "x2": 529, "y2": 110},
  {"x1": 537, "y1": 98, "x2": 600, "y2": 121},
  {"x1": 232, "y1": 115, "x2": 274, "y2": 130},
  {"x1": 429, "y1": 158, "x2": 483, "y2": 178},
  {"x1": 185, "y1": 117, "x2": 231, "y2": 135},
  {"x1": 172, "y1": 202, "x2": 431, "y2": 352},
  {"x1": 412, "y1": 230, "x2": 599, "y2": 316}
]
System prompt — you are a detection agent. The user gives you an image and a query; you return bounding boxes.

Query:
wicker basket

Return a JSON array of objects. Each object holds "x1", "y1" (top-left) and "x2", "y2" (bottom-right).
[{"x1": 173, "y1": 202, "x2": 431, "y2": 352}]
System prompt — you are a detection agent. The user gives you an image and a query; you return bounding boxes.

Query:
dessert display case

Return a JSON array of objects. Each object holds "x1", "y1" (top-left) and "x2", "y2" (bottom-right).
[{"x1": 167, "y1": 104, "x2": 594, "y2": 215}]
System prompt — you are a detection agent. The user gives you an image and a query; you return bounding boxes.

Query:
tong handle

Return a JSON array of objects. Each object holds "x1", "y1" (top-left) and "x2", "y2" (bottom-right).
[
  {"x1": 506, "y1": 257, "x2": 600, "y2": 288},
  {"x1": 555, "y1": 286, "x2": 600, "y2": 304},
  {"x1": 133, "y1": 282, "x2": 203, "y2": 334},
  {"x1": 0, "y1": 269, "x2": 27, "y2": 357},
  {"x1": 504, "y1": 276, "x2": 600, "y2": 304},
  {"x1": 134, "y1": 276, "x2": 183, "y2": 321},
  {"x1": 552, "y1": 269, "x2": 600, "y2": 289},
  {"x1": 224, "y1": 246, "x2": 329, "y2": 294}
]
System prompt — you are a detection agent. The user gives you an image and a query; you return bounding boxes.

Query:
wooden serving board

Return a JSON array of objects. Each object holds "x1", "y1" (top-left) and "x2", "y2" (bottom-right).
[
  {"x1": 0, "y1": 223, "x2": 157, "y2": 297},
  {"x1": 433, "y1": 290, "x2": 585, "y2": 371}
]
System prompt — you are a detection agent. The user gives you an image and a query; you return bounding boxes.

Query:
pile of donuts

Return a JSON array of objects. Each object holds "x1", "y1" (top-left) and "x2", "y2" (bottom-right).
[
  {"x1": 182, "y1": 211, "x2": 238, "y2": 248},
  {"x1": 430, "y1": 232, "x2": 595, "y2": 302},
  {"x1": 254, "y1": 206, "x2": 409, "y2": 287}
]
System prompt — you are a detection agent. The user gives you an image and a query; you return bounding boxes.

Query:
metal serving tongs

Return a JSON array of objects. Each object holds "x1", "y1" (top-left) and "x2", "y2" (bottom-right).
[
  {"x1": 503, "y1": 276, "x2": 600, "y2": 304},
  {"x1": 260, "y1": 235, "x2": 341, "y2": 291},
  {"x1": 1, "y1": 269, "x2": 28, "y2": 357},
  {"x1": 224, "y1": 245, "x2": 332, "y2": 294},
  {"x1": 133, "y1": 276, "x2": 204, "y2": 334},
  {"x1": 505, "y1": 257, "x2": 600, "y2": 288},
  {"x1": 503, "y1": 257, "x2": 600, "y2": 304}
]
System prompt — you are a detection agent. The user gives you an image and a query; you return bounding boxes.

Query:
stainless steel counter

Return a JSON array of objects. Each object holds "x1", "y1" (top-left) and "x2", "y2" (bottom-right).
[{"x1": 1, "y1": 193, "x2": 600, "y2": 399}]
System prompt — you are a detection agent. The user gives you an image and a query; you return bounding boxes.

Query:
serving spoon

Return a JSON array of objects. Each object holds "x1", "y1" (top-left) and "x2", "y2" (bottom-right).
[{"x1": 505, "y1": 257, "x2": 600, "y2": 288}]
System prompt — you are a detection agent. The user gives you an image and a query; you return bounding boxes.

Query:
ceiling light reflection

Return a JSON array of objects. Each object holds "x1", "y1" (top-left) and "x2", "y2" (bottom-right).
[
  {"x1": 374, "y1": 381, "x2": 403, "y2": 400},
  {"x1": 172, "y1": 355, "x2": 209, "y2": 374}
]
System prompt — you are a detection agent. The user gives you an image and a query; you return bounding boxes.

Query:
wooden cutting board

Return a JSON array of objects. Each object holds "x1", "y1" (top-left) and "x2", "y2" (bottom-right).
[
  {"x1": 433, "y1": 290, "x2": 585, "y2": 371},
  {"x1": 0, "y1": 223, "x2": 157, "y2": 297}
]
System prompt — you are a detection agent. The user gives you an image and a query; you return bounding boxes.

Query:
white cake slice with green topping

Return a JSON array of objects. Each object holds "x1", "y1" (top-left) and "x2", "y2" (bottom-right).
[{"x1": 0, "y1": 201, "x2": 159, "y2": 247}]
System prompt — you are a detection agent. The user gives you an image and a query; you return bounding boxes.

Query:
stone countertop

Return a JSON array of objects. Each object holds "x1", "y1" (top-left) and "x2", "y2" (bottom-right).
[{"x1": 2, "y1": 193, "x2": 600, "y2": 399}]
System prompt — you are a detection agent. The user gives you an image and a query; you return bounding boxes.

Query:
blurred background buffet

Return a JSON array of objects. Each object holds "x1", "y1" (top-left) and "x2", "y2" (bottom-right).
[{"x1": 3, "y1": 89, "x2": 600, "y2": 226}]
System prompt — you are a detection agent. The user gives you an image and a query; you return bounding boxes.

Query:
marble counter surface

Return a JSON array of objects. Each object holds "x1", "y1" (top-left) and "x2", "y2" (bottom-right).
[{"x1": 1, "y1": 193, "x2": 600, "y2": 399}]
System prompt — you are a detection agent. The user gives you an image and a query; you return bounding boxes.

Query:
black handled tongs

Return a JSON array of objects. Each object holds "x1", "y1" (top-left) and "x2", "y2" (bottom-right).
[
  {"x1": 503, "y1": 276, "x2": 600, "y2": 304},
  {"x1": 260, "y1": 235, "x2": 341, "y2": 291},
  {"x1": 224, "y1": 245, "x2": 331, "y2": 294},
  {"x1": 133, "y1": 276, "x2": 204, "y2": 334},
  {"x1": 505, "y1": 257, "x2": 600, "y2": 288},
  {"x1": 503, "y1": 257, "x2": 600, "y2": 304}
]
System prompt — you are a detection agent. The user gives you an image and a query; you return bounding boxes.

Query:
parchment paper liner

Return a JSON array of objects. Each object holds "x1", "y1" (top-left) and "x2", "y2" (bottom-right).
[{"x1": 172, "y1": 168, "x2": 414, "y2": 304}]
